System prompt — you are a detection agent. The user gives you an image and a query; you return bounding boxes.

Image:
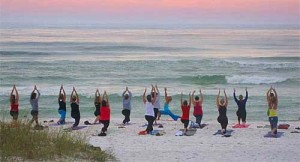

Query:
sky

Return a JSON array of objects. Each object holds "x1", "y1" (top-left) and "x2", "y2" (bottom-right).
[{"x1": 0, "y1": 0, "x2": 299, "y2": 26}]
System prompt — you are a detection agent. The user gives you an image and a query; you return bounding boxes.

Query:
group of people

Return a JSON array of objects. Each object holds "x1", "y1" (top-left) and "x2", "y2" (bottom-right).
[{"x1": 8, "y1": 84, "x2": 279, "y2": 137}]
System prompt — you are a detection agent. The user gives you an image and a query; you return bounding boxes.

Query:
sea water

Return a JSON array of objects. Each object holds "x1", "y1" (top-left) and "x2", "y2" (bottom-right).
[{"x1": 0, "y1": 26, "x2": 299, "y2": 121}]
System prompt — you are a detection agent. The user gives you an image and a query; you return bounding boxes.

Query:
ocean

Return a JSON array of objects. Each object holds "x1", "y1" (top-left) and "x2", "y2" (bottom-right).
[{"x1": 0, "y1": 26, "x2": 299, "y2": 121}]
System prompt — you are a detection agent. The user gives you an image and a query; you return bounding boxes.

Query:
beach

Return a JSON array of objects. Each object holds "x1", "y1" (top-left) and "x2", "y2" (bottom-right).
[
  {"x1": 37, "y1": 117, "x2": 300, "y2": 162},
  {"x1": 1, "y1": 27, "x2": 299, "y2": 162}
]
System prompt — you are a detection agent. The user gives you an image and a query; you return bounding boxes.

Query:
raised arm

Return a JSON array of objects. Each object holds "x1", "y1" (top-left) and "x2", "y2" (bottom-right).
[
  {"x1": 128, "y1": 88, "x2": 132, "y2": 100},
  {"x1": 74, "y1": 88, "x2": 79, "y2": 104},
  {"x1": 70, "y1": 89, "x2": 74, "y2": 102},
  {"x1": 94, "y1": 89, "x2": 99, "y2": 103},
  {"x1": 188, "y1": 92, "x2": 192, "y2": 106},
  {"x1": 180, "y1": 92, "x2": 183, "y2": 106},
  {"x1": 122, "y1": 88, "x2": 126, "y2": 98},
  {"x1": 224, "y1": 89, "x2": 228, "y2": 108},
  {"x1": 35, "y1": 85, "x2": 40, "y2": 99},
  {"x1": 200, "y1": 89, "x2": 204, "y2": 103},
  {"x1": 143, "y1": 88, "x2": 146, "y2": 104},
  {"x1": 266, "y1": 87, "x2": 272, "y2": 103},
  {"x1": 151, "y1": 85, "x2": 155, "y2": 94},
  {"x1": 58, "y1": 85, "x2": 62, "y2": 101},
  {"x1": 216, "y1": 89, "x2": 220, "y2": 108},
  {"x1": 151, "y1": 90, "x2": 157, "y2": 104},
  {"x1": 273, "y1": 88, "x2": 278, "y2": 105},
  {"x1": 191, "y1": 90, "x2": 195, "y2": 105},
  {"x1": 233, "y1": 88, "x2": 238, "y2": 103},
  {"x1": 15, "y1": 85, "x2": 19, "y2": 103},
  {"x1": 10, "y1": 85, "x2": 15, "y2": 96},
  {"x1": 164, "y1": 87, "x2": 168, "y2": 100},
  {"x1": 155, "y1": 84, "x2": 160, "y2": 95},
  {"x1": 104, "y1": 91, "x2": 109, "y2": 106},
  {"x1": 62, "y1": 88, "x2": 66, "y2": 102},
  {"x1": 245, "y1": 88, "x2": 248, "y2": 102},
  {"x1": 10, "y1": 85, "x2": 15, "y2": 104}
]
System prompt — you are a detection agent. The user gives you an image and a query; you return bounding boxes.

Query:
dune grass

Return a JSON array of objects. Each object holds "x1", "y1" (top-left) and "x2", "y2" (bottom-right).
[{"x1": 0, "y1": 120, "x2": 114, "y2": 161}]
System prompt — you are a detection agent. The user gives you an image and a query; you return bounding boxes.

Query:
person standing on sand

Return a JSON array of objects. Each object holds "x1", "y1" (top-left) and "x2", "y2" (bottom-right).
[
  {"x1": 98, "y1": 91, "x2": 110, "y2": 136},
  {"x1": 142, "y1": 87, "x2": 157, "y2": 134},
  {"x1": 30, "y1": 85, "x2": 40, "y2": 126},
  {"x1": 152, "y1": 84, "x2": 161, "y2": 124},
  {"x1": 10, "y1": 84, "x2": 19, "y2": 122},
  {"x1": 266, "y1": 86, "x2": 278, "y2": 137},
  {"x1": 192, "y1": 89, "x2": 204, "y2": 127},
  {"x1": 180, "y1": 92, "x2": 191, "y2": 133},
  {"x1": 57, "y1": 85, "x2": 66, "y2": 125},
  {"x1": 216, "y1": 89, "x2": 228, "y2": 135},
  {"x1": 93, "y1": 89, "x2": 101, "y2": 124},
  {"x1": 234, "y1": 88, "x2": 248, "y2": 125},
  {"x1": 158, "y1": 87, "x2": 180, "y2": 121},
  {"x1": 70, "y1": 87, "x2": 80, "y2": 129},
  {"x1": 122, "y1": 87, "x2": 132, "y2": 125}
]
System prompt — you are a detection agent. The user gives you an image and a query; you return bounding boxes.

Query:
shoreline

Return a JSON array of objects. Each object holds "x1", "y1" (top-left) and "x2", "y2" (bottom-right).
[{"x1": 30, "y1": 117, "x2": 300, "y2": 162}]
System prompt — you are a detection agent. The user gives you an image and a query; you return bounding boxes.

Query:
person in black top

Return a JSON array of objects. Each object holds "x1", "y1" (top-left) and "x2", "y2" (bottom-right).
[
  {"x1": 234, "y1": 88, "x2": 248, "y2": 125},
  {"x1": 93, "y1": 89, "x2": 101, "y2": 124},
  {"x1": 57, "y1": 85, "x2": 66, "y2": 125},
  {"x1": 70, "y1": 87, "x2": 80, "y2": 129},
  {"x1": 216, "y1": 89, "x2": 228, "y2": 135}
]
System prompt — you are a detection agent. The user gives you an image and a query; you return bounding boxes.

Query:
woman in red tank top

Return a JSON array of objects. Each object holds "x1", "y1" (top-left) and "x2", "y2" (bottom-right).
[
  {"x1": 181, "y1": 92, "x2": 191, "y2": 132},
  {"x1": 10, "y1": 85, "x2": 19, "y2": 121},
  {"x1": 98, "y1": 91, "x2": 110, "y2": 136},
  {"x1": 192, "y1": 89, "x2": 204, "y2": 127}
]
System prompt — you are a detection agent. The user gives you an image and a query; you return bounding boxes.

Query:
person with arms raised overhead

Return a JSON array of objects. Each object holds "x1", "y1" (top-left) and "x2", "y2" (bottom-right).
[
  {"x1": 180, "y1": 92, "x2": 191, "y2": 133},
  {"x1": 30, "y1": 85, "x2": 40, "y2": 126},
  {"x1": 216, "y1": 89, "x2": 228, "y2": 135},
  {"x1": 191, "y1": 89, "x2": 204, "y2": 127},
  {"x1": 93, "y1": 89, "x2": 101, "y2": 124},
  {"x1": 234, "y1": 88, "x2": 248, "y2": 126},
  {"x1": 142, "y1": 87, "x2": 157, "y2": 134},
  {"x1": 10, "y1": 84, "x2": 19, "y2": 123},
  {"x1": 57, "y1": 85, "x2": 66, "y2": 125},
  {"x1": 266, "y1": 86, "x2": 278, "y2": 137},
  {"x1": 70, "y1": 87, "x2": 80, "y2": 129},
  {"x1": 122, "y1": 87, "x2": 132, "y2": 125},
  {"x1": 158, "y1": 87, "x2": 179, "y2": 121},
  {"x1": 152, "y1": 84, "x2": 161, "y2": 124},
  {"x1": 98, "y1": 91, "x2": 111, "y2": 136}
]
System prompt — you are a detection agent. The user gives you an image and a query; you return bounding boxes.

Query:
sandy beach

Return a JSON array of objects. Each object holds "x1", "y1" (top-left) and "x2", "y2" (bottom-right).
[{"x1": 41, "y1": 117, "x2": 300, "y2": 162}]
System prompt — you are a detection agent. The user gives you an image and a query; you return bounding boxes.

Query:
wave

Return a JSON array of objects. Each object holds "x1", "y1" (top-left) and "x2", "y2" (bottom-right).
[
  {"x1": 180, "y1": 74, "x2": 293, "y2": 85},
  {"x1": 0, "y1": 51, "x2": 51, "y2": 56},
  {"x1": 226, "y1": 75, "x2": 288, "y2": 85},
  {"x1": 180, "y1": 75, "x2": 227, "y2": 85}
]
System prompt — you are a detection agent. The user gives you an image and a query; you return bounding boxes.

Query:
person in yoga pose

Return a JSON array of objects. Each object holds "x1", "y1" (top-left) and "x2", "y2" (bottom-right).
[
  {"x1": 98, "y1": 91, "x2": 110, "y2": 136},
  {"x1": 158, "y1": 87, "x2": 180, "y2": 121},
  {"x1": 216, "y1": 89, "x2": 228, "y2": 135},
  {"x1": 266, "y1": 86, "x2": 278, "y2": 137},
  {"x1": 70, "y1": 87, "x2": 80, "y2": 128},
  {"x1": 180, "y1": 92, "x2": 191, "y2": 133},
  {"x1": 10, "y1": 85, "x2": 19, "y2": 123},
  {"x1": 192, "y1": 89, "x2": 204, "y2": 127},
  {"x1": 122, "y1": 87, "x2": 132, "y2": 124},
  {"x1": 152, "y1": 84, "x2": 161, "y2": 124},
  {"x1": 142, "y1": 87, "x2": 157, "y2": 134},
  {"x1": 57, "y1": 85, "x2": 66, "y2": 125},
  {"x1": 93, "y1": 89, "x2": 101, "y2": 124},
  {"x1": 30, "y1": 85, "x2": 40, "y2": 126},
  {"x1": 234, "y1": 88, "x2": 248, "y2": 125}
]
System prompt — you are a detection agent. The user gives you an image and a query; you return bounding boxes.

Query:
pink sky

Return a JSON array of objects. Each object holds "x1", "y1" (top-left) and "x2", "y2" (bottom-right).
[{"x1": 0, "y1": 0, "x2": 299, "y2": 25}]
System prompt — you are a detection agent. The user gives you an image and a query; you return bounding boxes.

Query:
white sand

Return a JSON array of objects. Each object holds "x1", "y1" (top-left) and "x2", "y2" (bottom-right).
[{"x1": 44, "y1": 117, "x2": 300, "y2": 162}]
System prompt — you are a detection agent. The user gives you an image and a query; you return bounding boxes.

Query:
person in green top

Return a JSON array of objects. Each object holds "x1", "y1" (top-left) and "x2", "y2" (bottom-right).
[{"x1": 266, "y1": 86, "x2": 278, "y2": 137}]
